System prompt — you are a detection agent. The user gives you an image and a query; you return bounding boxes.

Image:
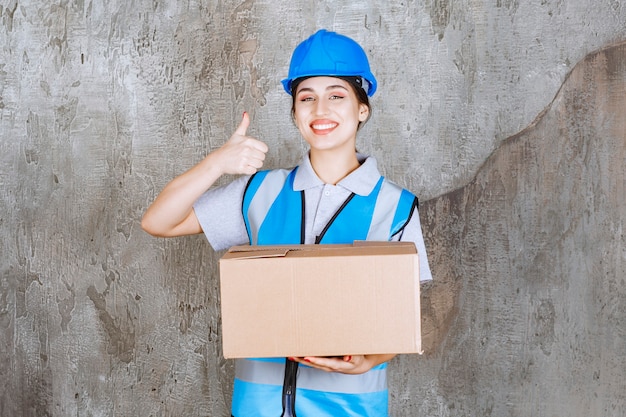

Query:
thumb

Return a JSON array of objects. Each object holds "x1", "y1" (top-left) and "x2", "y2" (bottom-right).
[{"x1": 235, "y1": 111, "x2": 250, "y2": 136}]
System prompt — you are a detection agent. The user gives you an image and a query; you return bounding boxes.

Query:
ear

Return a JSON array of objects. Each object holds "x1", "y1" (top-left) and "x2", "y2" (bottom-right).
[{"x1": 358, "y1": 103, "x2": 370, "y2": 122}]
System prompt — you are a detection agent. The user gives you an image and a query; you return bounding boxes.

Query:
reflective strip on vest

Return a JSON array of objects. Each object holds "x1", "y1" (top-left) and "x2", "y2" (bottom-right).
[
  {"x1": 366, "y1": 179, "x2": 402, "y2": 240},
  {"x1": 242, "y1": 169, "x2": 297, "y2": 246},
  {"x1": 236, "y1": 358, "x2": 387, "y2": 394}
]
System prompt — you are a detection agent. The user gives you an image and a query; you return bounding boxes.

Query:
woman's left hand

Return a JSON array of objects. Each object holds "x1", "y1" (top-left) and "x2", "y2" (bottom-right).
[{"x1": 288, "y1": 354, "x2": 395, "y2": 375}]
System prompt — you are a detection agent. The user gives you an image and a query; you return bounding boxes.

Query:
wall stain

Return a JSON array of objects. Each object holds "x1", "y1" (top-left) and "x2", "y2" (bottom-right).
[
  {"x1": 229, "y1": 0, "x2": 268, "y2": 106},
  {"x1": 2, "y1": 0, "x2": 19, "y2": 32},
  {"x1": 426, "y1": 0, "x2": 451, "y2": 41},
  {"x1": 54, "y1": 98, "x2": 78, "y2": 136},
  {"x1": 56, "y1": 279, "x2": 75, "y2": 332},
  {"x1": 496, "y1": 0, "x2": 520, "y2": 14},
  {"x1": 0, "y1": 63, "x2": 6, "y2": 109},
  {"x1": 86, "y1": 274, "x2": 136, "y2": 363},
  {"x1": 179, "y1": 302, "x2": 205, "y2": 333},
  {"x1": 532, "y1": 298, "x2": 556, "y2": 355}
]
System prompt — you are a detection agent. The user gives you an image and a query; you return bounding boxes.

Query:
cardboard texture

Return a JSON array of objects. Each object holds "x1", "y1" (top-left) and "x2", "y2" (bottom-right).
[{"x1": 218, "y1": 241, "x2": 422, "y2": 359}]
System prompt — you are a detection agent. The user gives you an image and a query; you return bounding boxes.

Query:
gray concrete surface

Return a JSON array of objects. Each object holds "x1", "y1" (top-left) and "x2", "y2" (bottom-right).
[
  {"x1": 412, "y1": 41, "x2": 626, "y2": 416},
  {"x1": 1, "y1": 1, "x2": 625, "y2": 416}
]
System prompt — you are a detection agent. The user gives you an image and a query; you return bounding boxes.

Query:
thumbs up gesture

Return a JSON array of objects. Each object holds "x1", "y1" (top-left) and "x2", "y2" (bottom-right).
[{"x1": 215, "y1": 112, "x2": 269, "y2": 176}]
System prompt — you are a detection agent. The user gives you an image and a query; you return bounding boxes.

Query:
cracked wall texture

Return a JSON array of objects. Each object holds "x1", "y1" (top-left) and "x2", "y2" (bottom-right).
[{"x1": 1, "y1": 1, "x2": 625, "y2": 416}]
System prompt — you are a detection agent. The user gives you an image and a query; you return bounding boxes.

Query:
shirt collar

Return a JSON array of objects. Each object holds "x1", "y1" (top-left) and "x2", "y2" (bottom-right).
[{"x1": 293, "y1": 152, "x2": 382, "y2": 196}]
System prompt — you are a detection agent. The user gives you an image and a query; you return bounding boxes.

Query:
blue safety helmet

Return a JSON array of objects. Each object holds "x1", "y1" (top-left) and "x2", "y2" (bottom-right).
[{"x1": 281, "y1": 29, "x2": 377, "y2": 97}]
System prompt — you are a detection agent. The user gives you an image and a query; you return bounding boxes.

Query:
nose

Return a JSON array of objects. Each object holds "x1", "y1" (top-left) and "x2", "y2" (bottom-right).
[{"x1": 314, "y1": 98, "x2": 329, "y2": 116}]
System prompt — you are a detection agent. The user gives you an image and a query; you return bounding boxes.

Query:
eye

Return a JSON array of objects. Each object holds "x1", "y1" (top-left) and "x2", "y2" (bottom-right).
[
  {"x1": 298, "y1": 95, "x2": 315, "y2": 102},
  {"x1": 329, "y1": 94, "x2": 344, "y2": 100}
]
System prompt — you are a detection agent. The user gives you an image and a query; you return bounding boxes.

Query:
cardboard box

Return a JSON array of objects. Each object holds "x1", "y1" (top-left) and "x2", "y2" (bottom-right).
[{"x1": 218, "y1": 241, "x2": 421, "y2": 359}]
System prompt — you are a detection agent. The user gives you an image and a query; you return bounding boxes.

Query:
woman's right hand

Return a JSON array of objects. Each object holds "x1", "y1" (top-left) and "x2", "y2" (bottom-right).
[
  {"x1": 212, "y1": 112, "x2": 269, "y2": 176},
  {"x1": 141, "y1": 112, "x2": 268, "y2": 237}
]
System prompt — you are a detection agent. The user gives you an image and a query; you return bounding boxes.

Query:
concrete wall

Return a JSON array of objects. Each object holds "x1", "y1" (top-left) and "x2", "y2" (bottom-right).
[
  {"x1": 1, "y1": 1, "x2": 625, "y2": 416},
  {"x1": 414, "y1": 42, "x2": 626, "y2": 416}
]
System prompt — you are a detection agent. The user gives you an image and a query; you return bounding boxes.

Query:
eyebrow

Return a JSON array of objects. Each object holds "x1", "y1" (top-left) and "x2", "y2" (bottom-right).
[{"x1": 296, "y1": 85, "x2": 349, "y2": 95}]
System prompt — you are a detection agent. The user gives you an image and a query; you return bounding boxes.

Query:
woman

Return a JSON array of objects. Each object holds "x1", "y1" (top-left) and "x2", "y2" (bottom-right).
[{"x1": 142, "y1": 29, "x2": 432, "y2": 417}]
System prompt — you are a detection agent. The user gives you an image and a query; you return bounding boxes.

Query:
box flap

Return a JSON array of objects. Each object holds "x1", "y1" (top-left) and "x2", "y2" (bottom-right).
[
  {"x1": 223, "y1": 247, "x2": 291, "y2": 260},
  {"x1": 223, "y1": 241, "x2": 416, "y2": 261}
]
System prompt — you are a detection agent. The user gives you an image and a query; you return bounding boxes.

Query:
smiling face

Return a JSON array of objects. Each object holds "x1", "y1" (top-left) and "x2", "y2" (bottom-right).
[{"x1": 293, "y1": 77, "x2": 370, "y2": 155}]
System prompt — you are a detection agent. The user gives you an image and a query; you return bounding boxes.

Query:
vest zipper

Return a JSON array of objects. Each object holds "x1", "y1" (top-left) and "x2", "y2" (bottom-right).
[{"x1": 280, "y1": 359, "x2": 299, "y2": 417}]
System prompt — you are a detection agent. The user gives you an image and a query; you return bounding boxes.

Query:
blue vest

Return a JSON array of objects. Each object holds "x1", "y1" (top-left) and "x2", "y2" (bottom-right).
[
  {"x1": 232, "y1": 167, "x2": 417, "y2": 417},
  {"x1": 242, "y1": 167, "x2": 417, "y2": 245}
]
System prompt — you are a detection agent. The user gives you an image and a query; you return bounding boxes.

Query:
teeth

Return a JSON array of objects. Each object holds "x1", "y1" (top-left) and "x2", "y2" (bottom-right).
[{"x1": 312, "y1": 123, "x2": 336, "y2": 130}]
